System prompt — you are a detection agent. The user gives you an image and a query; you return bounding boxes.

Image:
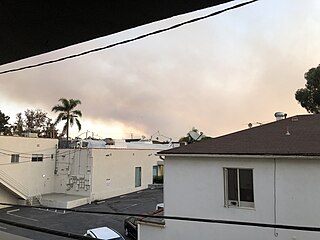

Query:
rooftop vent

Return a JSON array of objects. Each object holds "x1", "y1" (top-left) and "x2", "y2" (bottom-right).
[{"x1": 275, "y1": 112, "x2": 287, "y2": 121}]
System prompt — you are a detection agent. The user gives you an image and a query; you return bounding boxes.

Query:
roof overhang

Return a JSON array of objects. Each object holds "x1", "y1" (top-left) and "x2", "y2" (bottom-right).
[
  {"x1": 1, "y1": 0, "x2": 233, "y2": 66},
  {"x1": 158, "y1": 153, "x2": 320, "y2": 159}
]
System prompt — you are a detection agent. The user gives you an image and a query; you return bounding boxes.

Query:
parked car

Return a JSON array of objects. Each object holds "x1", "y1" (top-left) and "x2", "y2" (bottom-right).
[
  {"x1": 124, "y1": 216, "x2": 138, "y2": 239},
  {"x1": 84, "y1": 227, "x2": 125, "y2": 240},
  {"x1": 155, "y1": 203, "x2": 164, "y2": 211}
]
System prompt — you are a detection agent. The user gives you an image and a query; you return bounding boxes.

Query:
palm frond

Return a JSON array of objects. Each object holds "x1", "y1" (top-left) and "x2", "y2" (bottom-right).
[
  {"x1": 69, "y1": 117, "x2": 74, "y2": 127},
  {"x1": 54, "y1": 112, "x2": 65, "y2": 125},
  {"x1": 75, "y1": 118, "x2": 81, "y2": 131},
  {"x1": 71, "y1": 110, "x2": 82, "y2": 117},
  {"x1": 62, "y1": 123, "x2": 68, "y2": 135},
  {"x1": 52, "y1": 105, "x2": 66, "y2": 112},
  {"x1": 69, "y1": 99, "x2": 81, "y2": 109},
  {"x1": 59, "y1": 98, "x2": 70, "y2": 108}
]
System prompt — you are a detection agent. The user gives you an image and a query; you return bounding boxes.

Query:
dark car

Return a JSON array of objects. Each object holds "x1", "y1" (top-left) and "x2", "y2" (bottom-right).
[{"x1": 124, "y1": 216, "x2": 138, "y2": 239}]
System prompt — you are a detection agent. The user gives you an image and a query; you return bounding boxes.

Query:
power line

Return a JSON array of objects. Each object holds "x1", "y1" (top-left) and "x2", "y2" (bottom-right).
[
  {"x1": 0, "y1": 146, "x2": 56, "y2": 155},
  {"x1": 0, "y1": 146, "x2": 83, "y2": 157},
  {"x1": 0, "y1": 0, "x2": 258, "y2": 75},
  {"x1": 0, "y1": 147, "x2": 84, "y2": 165},
  {"x1": 0, "y1": 203, "x2": 320, "y2": 233},
  {"x1": 0, "y1": 217, "x2": 92, "y2": 240}
]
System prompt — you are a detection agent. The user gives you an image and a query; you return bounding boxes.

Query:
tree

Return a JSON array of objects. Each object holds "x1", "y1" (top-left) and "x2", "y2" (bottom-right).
[
  {"x1": 51, "y1": 98, "x2": 82, "y2": 140},
  {"x1": 24, "y1": 109, "x2": 48, "y2": 133},
  {"x1": 13, "y1": 112, "x2": 24, "y2": 135},
  {"x1": 295, "y1": 64, "x2": 320, "y2": 113},
  {"x1": 179, "y1": 127, "x2": 210, "y2": 144},
  {"x1": 12, "y1": 109, "x2": 57, "y2": 138},
  {"x1": 41, "y1": 118, "x2": 58, "y2": 138},
  {"x1": 0, "y1": 110, "x2": 11, "y2": 135}
]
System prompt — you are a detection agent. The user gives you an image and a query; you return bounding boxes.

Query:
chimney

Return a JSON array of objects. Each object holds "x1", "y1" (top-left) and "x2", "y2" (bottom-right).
[{"x1": 274, "y1": 112, "x2": 287, "y2": 121}]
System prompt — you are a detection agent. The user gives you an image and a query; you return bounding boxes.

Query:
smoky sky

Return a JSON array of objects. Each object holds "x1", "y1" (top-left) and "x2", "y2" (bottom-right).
[{"x1": 0, "y1": 0, "x2": 319, "y2": 139}]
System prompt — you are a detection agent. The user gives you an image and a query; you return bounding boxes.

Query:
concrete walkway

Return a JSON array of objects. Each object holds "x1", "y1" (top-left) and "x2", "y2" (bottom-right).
[{"x1": 40, "y1": 193, "x2": 89, "y2": 208}]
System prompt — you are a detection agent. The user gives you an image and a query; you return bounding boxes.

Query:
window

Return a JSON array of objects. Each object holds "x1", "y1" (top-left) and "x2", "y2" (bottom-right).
[
  {"x1": 152, "y1": 165, "x2": 158, "y2": 184},
  {"x1": 32, "y1": 154, "x2": 43, "y2": 162},
  {"x1": 153, "y1": 165, "x2": 158, "y2": 177},
  {"x1": 135, "y1": 167, "x2": 142, "y2": 187},
  {"x1": 224, "y1": 168, "x2": 254, "y2": 208},
  {"x1": 11, "y1": 154, "x2": 19, "y2": 163}
]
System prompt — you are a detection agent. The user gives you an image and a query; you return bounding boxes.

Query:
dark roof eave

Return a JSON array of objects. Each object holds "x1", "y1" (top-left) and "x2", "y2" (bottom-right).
[{"x1": 158, "y1": 152, "x2": 320, "y2": 157}]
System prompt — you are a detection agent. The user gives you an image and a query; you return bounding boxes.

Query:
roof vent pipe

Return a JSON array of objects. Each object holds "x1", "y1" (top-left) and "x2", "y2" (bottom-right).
[{"x1": 274, "y1": 112, "x2": 287, "y2": 121}]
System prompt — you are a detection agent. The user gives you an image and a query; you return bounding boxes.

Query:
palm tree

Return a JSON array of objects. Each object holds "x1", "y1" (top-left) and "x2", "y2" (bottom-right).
[{"x1": 51, "y1": 98, "x2": 82, "y2": 140}]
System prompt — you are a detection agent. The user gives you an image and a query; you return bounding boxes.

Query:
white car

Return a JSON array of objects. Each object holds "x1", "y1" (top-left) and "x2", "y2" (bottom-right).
[
  {"x1": 156, "y1": 203, "x2": 164, "y2": 210},
  {"x1": 84, "y1": 227, "x2": 125, "y2": 240}
]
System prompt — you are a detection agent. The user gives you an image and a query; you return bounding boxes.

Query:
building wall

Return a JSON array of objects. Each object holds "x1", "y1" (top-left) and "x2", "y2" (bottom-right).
[
  {"x1": 139, "y1": 223, "x2": 165, "y2": 240},
  {"x1": 54, "y1": 149, "x2": 92, "y2": 196},
  {"x1": 0, "y1": 186, "x2": 18, "y2": 209},
  {"x1": 91, "y1": 148, "x2": 159, "y2": 201},
  {"x1": 142, "y1": 156, "x2": 320, "y2": 240},
  {"x1": 0, "y1": 136, "x2": 58, "y2": 202},
  {"x1": 54, "y1": 148, "x2": 161, "y2": 201},
  {"x1": 0, "y1": 136, "x2": 164, "y2": 208}
]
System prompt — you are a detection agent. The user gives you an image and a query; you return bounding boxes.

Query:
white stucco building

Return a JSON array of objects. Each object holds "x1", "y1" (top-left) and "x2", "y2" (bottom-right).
[
  {"x1": 140, "y1": 114, "x2": 320, "y2": 240},
  {"x1": 0, "y1": 135, "x2": 58, "y2": 207},
  {"x1": 0, "y1": 136, "x2": 173, "y2": 208},
  {"x1": 53, "y1": 141, "x2": 168, "y2": 206}
]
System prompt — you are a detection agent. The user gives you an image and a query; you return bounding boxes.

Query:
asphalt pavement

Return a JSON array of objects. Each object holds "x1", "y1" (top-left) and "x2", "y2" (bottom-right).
[
  {"x1": 0, "y1": 231, "x2": 31, "y2": 240},
  {"x1": 0, "y1": 188, "x2": 163, "y2": 240}
]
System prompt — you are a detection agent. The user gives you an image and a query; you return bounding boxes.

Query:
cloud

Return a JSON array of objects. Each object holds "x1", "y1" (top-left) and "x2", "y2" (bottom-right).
[{"x1": 0, "y1": 0, "x2": 320, "y2": 139}]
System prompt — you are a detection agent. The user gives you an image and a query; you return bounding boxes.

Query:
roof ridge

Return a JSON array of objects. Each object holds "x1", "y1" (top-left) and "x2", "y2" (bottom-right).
[{"x1": 160, "y1": 113, "x2": 320, "y2": 156}]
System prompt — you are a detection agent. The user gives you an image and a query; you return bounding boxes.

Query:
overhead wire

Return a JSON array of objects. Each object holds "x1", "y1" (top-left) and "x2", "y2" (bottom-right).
[
  {"x1": 0, "y1": 148, "x2": 79, "y2": 158},
  {"x1": 0, "y1": 203, "x2": 320, "y2": 235},
  {"x1": 0, "y1": 147, "x2": 85, "y2": 165},
  {"x1": 0, "y1": 146, "x2": 56, "y2": 155},
  {"x1": 0, "y1": 0, "x2": 267, "y2": 238},
  {"x1": 0, "y1": 0, "x2": 258, "y2": 75},
  {"x1": 0, "y1": 216, "x2": 92, "y2": 239}
]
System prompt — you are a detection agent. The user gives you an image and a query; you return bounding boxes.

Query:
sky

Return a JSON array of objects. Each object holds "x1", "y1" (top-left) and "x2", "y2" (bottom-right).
[{"x1": 0, "y1": 0, "x2": 320, "y2": 140}]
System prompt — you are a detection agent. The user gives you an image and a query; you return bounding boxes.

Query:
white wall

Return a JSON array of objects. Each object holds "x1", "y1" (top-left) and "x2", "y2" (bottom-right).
[
  {"x1": 91, "y1": 148, "x2": 159, "y2": 201},
  {"x1": 54, "y1": 149, "x2": 92, "y2": 196},
  {"x1": 142, "y1": 156, "x2": 320, "y2": 240},
  {"x1": 139, "y1": 222, "x2": 165, "y2": 240},
  {"x1": 0, "y1": 136, "x2": 163, "y2": 207},
  {"x1": 0, "y1": 187, "x2": 18, "y2": 209},
  {"x1": 0, "y1": 136, "x2": 58, "y2": 202},
  {"x1": 55, "y1": 148, "x2": 161, "y2": 201}
]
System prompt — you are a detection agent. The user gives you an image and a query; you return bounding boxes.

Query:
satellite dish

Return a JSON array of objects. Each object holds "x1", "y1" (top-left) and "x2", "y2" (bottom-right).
[{"x1": 188, "y1": 130, "x2": 202, "y2": 141}]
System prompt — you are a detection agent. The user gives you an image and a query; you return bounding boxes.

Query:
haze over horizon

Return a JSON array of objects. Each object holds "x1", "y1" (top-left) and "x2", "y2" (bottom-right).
[{"x1": 0, "y1": 0, "x2": 318, "y2": 140}]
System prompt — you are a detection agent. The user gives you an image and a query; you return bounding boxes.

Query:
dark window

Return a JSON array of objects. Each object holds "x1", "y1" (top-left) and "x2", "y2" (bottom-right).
[
  {"x1": 32, "y1": 154, "x2": 43, "y2": 162},
  {"x1": 224, "y1": 168, "x2": 254, "y2": 208},
  {"x1": 152, "y1": 165, "x2": 159, "y2": 184},
  {"x1": 11, "y1": 154, "x2": 19, "y2": 163},
  {"x1": 227, "y1": 168, "x2": 238, "y2": 201},
  {"x1": 239, "y1": 169, "x2": 254, "y2": 202}
]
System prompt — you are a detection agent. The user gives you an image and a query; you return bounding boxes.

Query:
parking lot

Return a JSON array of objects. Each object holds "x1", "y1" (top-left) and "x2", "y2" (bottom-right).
[{"x1": 0, "y1": 188, "x2": 163, "y2": 240}]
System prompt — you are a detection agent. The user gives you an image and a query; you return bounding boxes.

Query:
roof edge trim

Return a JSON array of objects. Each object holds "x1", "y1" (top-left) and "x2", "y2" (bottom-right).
[{"x1": 158, "y1": 154, "x2": 320, "y2": 159}]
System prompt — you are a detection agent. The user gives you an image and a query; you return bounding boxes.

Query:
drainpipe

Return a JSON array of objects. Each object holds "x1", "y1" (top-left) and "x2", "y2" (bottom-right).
[{"x1": 54, "y1": 144, "x2": 58, "y2": 175}]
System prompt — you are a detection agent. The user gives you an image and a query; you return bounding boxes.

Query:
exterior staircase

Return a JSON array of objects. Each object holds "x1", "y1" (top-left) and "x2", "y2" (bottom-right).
[
  {"x1": 0, "y1": 170, "x2": 29, "y2": 200},
  {"x1": 26, "y1": 194, "x2": 42, "y2": 206}
]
